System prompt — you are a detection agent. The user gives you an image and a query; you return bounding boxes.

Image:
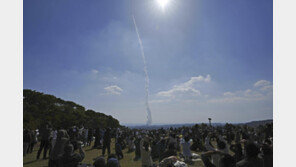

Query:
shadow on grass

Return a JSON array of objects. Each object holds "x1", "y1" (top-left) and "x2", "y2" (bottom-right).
[
  {"x1": 85, "y1": 148, "x2": 94, "y2": 152},
  {"x1": 23, "y1": 159, "x2": 38, "y2": 165},
  {"x1": 186, "y1": 160, "x2": 195, "y2": 166}
]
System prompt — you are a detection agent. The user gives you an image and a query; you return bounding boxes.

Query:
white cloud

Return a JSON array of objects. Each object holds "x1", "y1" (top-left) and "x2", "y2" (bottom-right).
[
  {"x1": 260, "y1": 85, "x2": 273, "y2": 91},
  {"x1": 153, "y1": 78, "x2": 272, "y2": 106},
  {"x1": 156, "y1": 75, "x2": 210, "y2": 98},
  {"x1": 104, "y1": 85, "x2": 123, "y2": 95},
  {"x1": 223, "y1": 92, "x2": 235, "y2": 96},
  {"x1": 254, "y1": 80, "x2": 271, "y2": 87},
  {"x1": 157, "y1": 86, "x2": 201, "y2": 98},
  {"x1": 185, "y1": 75, "x2": 211, "y2": 86},
  {"x1": 253, "y1": 80, "x2": 273, "y2": 92},
  {"x1": 214, "y1": 80, "x2": 272, "y2": 103}
]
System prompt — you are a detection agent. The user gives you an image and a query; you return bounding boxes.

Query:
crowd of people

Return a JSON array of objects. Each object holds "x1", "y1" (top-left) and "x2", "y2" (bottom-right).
[{"x1": 23, "y1": 122, "x2": 273, "y2": 167}]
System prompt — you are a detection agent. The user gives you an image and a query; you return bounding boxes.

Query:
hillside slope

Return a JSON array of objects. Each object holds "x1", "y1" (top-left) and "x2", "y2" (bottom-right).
[{"x1": 23, "y1": 89, "x2": 120, "y2": 129}]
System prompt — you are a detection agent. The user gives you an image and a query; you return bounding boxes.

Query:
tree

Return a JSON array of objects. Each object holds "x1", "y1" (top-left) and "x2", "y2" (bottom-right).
[{"x1": 23, "y1": 89, "x2": 121, "y2": 129}]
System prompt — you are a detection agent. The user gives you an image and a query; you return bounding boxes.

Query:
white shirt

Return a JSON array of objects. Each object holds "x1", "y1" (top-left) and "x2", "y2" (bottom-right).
[{"x1": 180, "y1": 138, "x2": 192, "y2": 157}]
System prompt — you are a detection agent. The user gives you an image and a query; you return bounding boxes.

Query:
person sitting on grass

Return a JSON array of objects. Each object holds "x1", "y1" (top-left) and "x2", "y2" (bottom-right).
[
  {"x1": 106, "y1": 154, "x2": 121, "y2": 167},
  {"x1": 93, "y1": 156, "x2": 106, "y2": 167},
  {"x1": 61, "y1": 142, "x2": 85, "y2": 167},
  {"x1": 159, "y1": 156, "x2": 189, "y2": 167},
  {"x1": 159, "y1": 156, "x2": 178, "y2": 167}
]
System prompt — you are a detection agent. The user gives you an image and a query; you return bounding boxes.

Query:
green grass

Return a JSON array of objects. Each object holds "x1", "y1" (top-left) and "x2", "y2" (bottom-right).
[{"x1": 23, "y1": 140, "x2": 205, "y2": 167}]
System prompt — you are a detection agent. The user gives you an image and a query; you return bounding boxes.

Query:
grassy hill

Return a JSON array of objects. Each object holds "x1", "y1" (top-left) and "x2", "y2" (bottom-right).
[{"x1": 23, "y1": 89, "x2": 120, "y2": 129}]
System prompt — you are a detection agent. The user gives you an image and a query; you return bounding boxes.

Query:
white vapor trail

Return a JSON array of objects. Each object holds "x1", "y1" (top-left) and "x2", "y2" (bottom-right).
[{"x1": 132, "y1": 15, "x2": 152, "y2": 126}]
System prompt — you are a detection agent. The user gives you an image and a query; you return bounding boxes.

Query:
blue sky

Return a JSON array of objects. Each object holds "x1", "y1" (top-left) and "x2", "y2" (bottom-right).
[{"x1": 24, "y1": 0, "x2": 273, "y2": 124}]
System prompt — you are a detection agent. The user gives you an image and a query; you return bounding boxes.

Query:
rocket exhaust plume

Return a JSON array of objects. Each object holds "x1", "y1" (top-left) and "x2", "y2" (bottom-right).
[{"x1": 132, "y1": 15, "x2": 152, "y2": 126}]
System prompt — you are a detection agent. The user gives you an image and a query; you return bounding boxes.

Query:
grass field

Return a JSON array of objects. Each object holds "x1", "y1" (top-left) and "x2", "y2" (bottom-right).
[{"x1": 23, "y1": 139, "x2": 205, "y2": 167}]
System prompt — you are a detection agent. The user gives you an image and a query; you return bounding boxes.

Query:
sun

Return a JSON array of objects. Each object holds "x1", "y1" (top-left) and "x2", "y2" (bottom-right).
[{"x1": 156, "y1": 0, "x2": 170, "y2": 10}]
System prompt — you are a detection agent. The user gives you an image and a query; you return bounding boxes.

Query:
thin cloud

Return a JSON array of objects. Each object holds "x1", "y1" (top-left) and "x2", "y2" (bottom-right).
[
  {"x1": 254, "y1": 80, "x2": 271, "y2": 87},
  {"x1": 91, "y1": 69, "x2": 99, "y2": 74},
  {"x1": 211, "y1": 80, "x2": 273, "y2": 103},
  {"x1": 154, "y1": 78, "x2": 272, "y2": 104},
  {"x1": 104, "y1": 85, "x2": 123, "y2": 95}
]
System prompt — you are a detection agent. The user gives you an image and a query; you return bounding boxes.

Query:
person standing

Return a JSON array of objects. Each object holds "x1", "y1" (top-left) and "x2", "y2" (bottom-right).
[
  {"x1": 83, "y1": 128, "x2": 88, "y2": 146},
  {"x1": 140, "y1": 138, "x2": 153, "y2": 167},
  {"x1": 28, "y1": 130, "x2": 37, "y2": 154},
  {"x1": 134, "y1": 136, "x2": 142, "y2": 160},
  {"x1": 88, "y1": 128, "x2": 94, "y2": 146},
  {"x1": 94, "y1": 128, "x2": 102, "y2": 148},
  {"x1": 49, "y1": 129, "x2": 70, "y2": 167},
  {"x1": 37, "y1": 123, "x2": 52, "y2": 159},
  {"x1": 102, "y1": 128, "x2": 111, "y2": 156},
  {"x1": 181, "y1": 136, "x2": 192, "y2": 161},
  {"x1": 23, "y1": 129, "x2": 32, "y2": 156},
  {"x1": 51, "y1": 129, "x2": 58, "y2": 150}
]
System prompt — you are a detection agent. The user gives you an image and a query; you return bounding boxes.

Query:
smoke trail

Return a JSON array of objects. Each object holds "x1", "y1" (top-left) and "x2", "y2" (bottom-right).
[{"x1": 132, "y1": 15, "x2": 152, "y2": 126}]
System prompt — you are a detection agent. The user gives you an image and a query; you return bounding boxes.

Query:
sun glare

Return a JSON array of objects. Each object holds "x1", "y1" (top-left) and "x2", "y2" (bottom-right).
[{"x1": 156, "y1": 0, "x2": 170, "y2": 10}]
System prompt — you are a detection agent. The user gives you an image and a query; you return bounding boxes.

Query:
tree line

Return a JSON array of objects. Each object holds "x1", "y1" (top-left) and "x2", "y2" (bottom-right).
[{"x1": 23, "y1": 89, "x2": 120, "y2": 129}]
